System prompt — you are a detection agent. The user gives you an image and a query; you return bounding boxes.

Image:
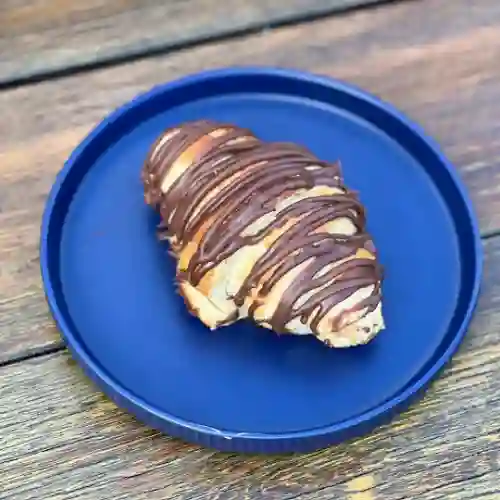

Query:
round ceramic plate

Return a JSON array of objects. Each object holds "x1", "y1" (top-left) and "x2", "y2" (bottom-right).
[{"x1": 40, "y1": 67, "x2": 482, "y2": 453}]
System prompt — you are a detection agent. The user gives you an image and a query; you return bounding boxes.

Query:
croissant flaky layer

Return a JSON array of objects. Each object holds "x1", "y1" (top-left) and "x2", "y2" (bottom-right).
[{"x1": 142, "y1": 120, "x2": 384, "y2": 347}]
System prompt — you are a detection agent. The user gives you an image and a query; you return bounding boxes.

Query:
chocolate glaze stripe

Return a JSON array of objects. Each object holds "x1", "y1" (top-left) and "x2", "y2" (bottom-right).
[{"x1": 142, "y1": 120, "x2": 382, "y2": 334}]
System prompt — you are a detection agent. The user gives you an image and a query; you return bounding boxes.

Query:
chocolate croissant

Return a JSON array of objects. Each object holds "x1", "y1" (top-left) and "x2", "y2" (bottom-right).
[{"x1": 142, "y1": 120, "x2": 384, "y2": 347}]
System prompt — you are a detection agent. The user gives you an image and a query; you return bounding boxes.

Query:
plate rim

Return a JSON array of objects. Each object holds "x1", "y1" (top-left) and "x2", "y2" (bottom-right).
[{"x1": 40, "y1": 66, "x2": 483, "y2": 452}]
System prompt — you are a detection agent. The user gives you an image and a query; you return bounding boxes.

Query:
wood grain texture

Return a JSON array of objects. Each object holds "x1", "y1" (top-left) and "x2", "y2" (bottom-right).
[
  {"x1": 1, "y1": 237, "x2": 499, "y2": 500},
  {"x1": 1, "y1": 0, "x2": 500, "y2": 360},
  {"x1": 0, "y1": 0, "x2": 385, "y2": 84}
]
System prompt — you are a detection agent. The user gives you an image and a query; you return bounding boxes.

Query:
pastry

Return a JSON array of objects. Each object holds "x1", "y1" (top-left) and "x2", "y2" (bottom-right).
[{"x1": 142, "y1": 119, "x2": 384, "y2": 347}]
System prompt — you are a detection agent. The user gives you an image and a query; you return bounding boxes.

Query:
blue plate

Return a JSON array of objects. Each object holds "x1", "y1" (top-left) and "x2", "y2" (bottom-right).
[{"x1": 40, "y1": 67, "x2": 482, "y2": 453}]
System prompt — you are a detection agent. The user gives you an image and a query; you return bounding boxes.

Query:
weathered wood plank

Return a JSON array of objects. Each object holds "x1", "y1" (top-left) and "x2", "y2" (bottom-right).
[
  {"x1": 1, "y1": 237, "x2": 499, "y2": 500},
  {"x1": 1, "y1": 0, "x2": 499, "y2": 360},
  {"x1": 0, "y1": 0, "x2": 386, "y2": 84}
]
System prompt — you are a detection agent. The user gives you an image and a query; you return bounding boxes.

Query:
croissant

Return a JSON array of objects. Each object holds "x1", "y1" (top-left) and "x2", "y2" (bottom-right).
[{"x1": 142, "y1": 120, "x2": 384, "y2": 348}]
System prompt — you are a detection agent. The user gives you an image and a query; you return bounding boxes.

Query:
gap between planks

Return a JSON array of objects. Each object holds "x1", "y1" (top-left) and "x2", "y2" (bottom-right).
[
  {"x1": 0, "y1": 0, "x2": 413, "y2": 91},
  {"x1": 0, "y1": 227, "x2": 496, "y2": 369}
]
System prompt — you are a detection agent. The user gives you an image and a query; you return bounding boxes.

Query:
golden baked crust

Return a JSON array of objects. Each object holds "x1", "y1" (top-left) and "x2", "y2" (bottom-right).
[{"x1": 142, "y1": 120, "x2": 384, "y2": 347}]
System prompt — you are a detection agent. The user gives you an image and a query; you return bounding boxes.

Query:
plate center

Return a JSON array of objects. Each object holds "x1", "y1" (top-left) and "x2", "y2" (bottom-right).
[{"x1": 60, "y1": 92, "x2": 461, "y2": 434}]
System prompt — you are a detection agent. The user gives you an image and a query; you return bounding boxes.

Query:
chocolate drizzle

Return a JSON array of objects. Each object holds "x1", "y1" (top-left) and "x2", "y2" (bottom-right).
[{"x1": 142, "y1": 120, "x2": 382, "y2": 335}]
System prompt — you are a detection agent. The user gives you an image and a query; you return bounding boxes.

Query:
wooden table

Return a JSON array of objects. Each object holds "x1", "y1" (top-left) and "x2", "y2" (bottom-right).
[{"x1": 1, "y1": 1, "x2": 499, "y2": 498}]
